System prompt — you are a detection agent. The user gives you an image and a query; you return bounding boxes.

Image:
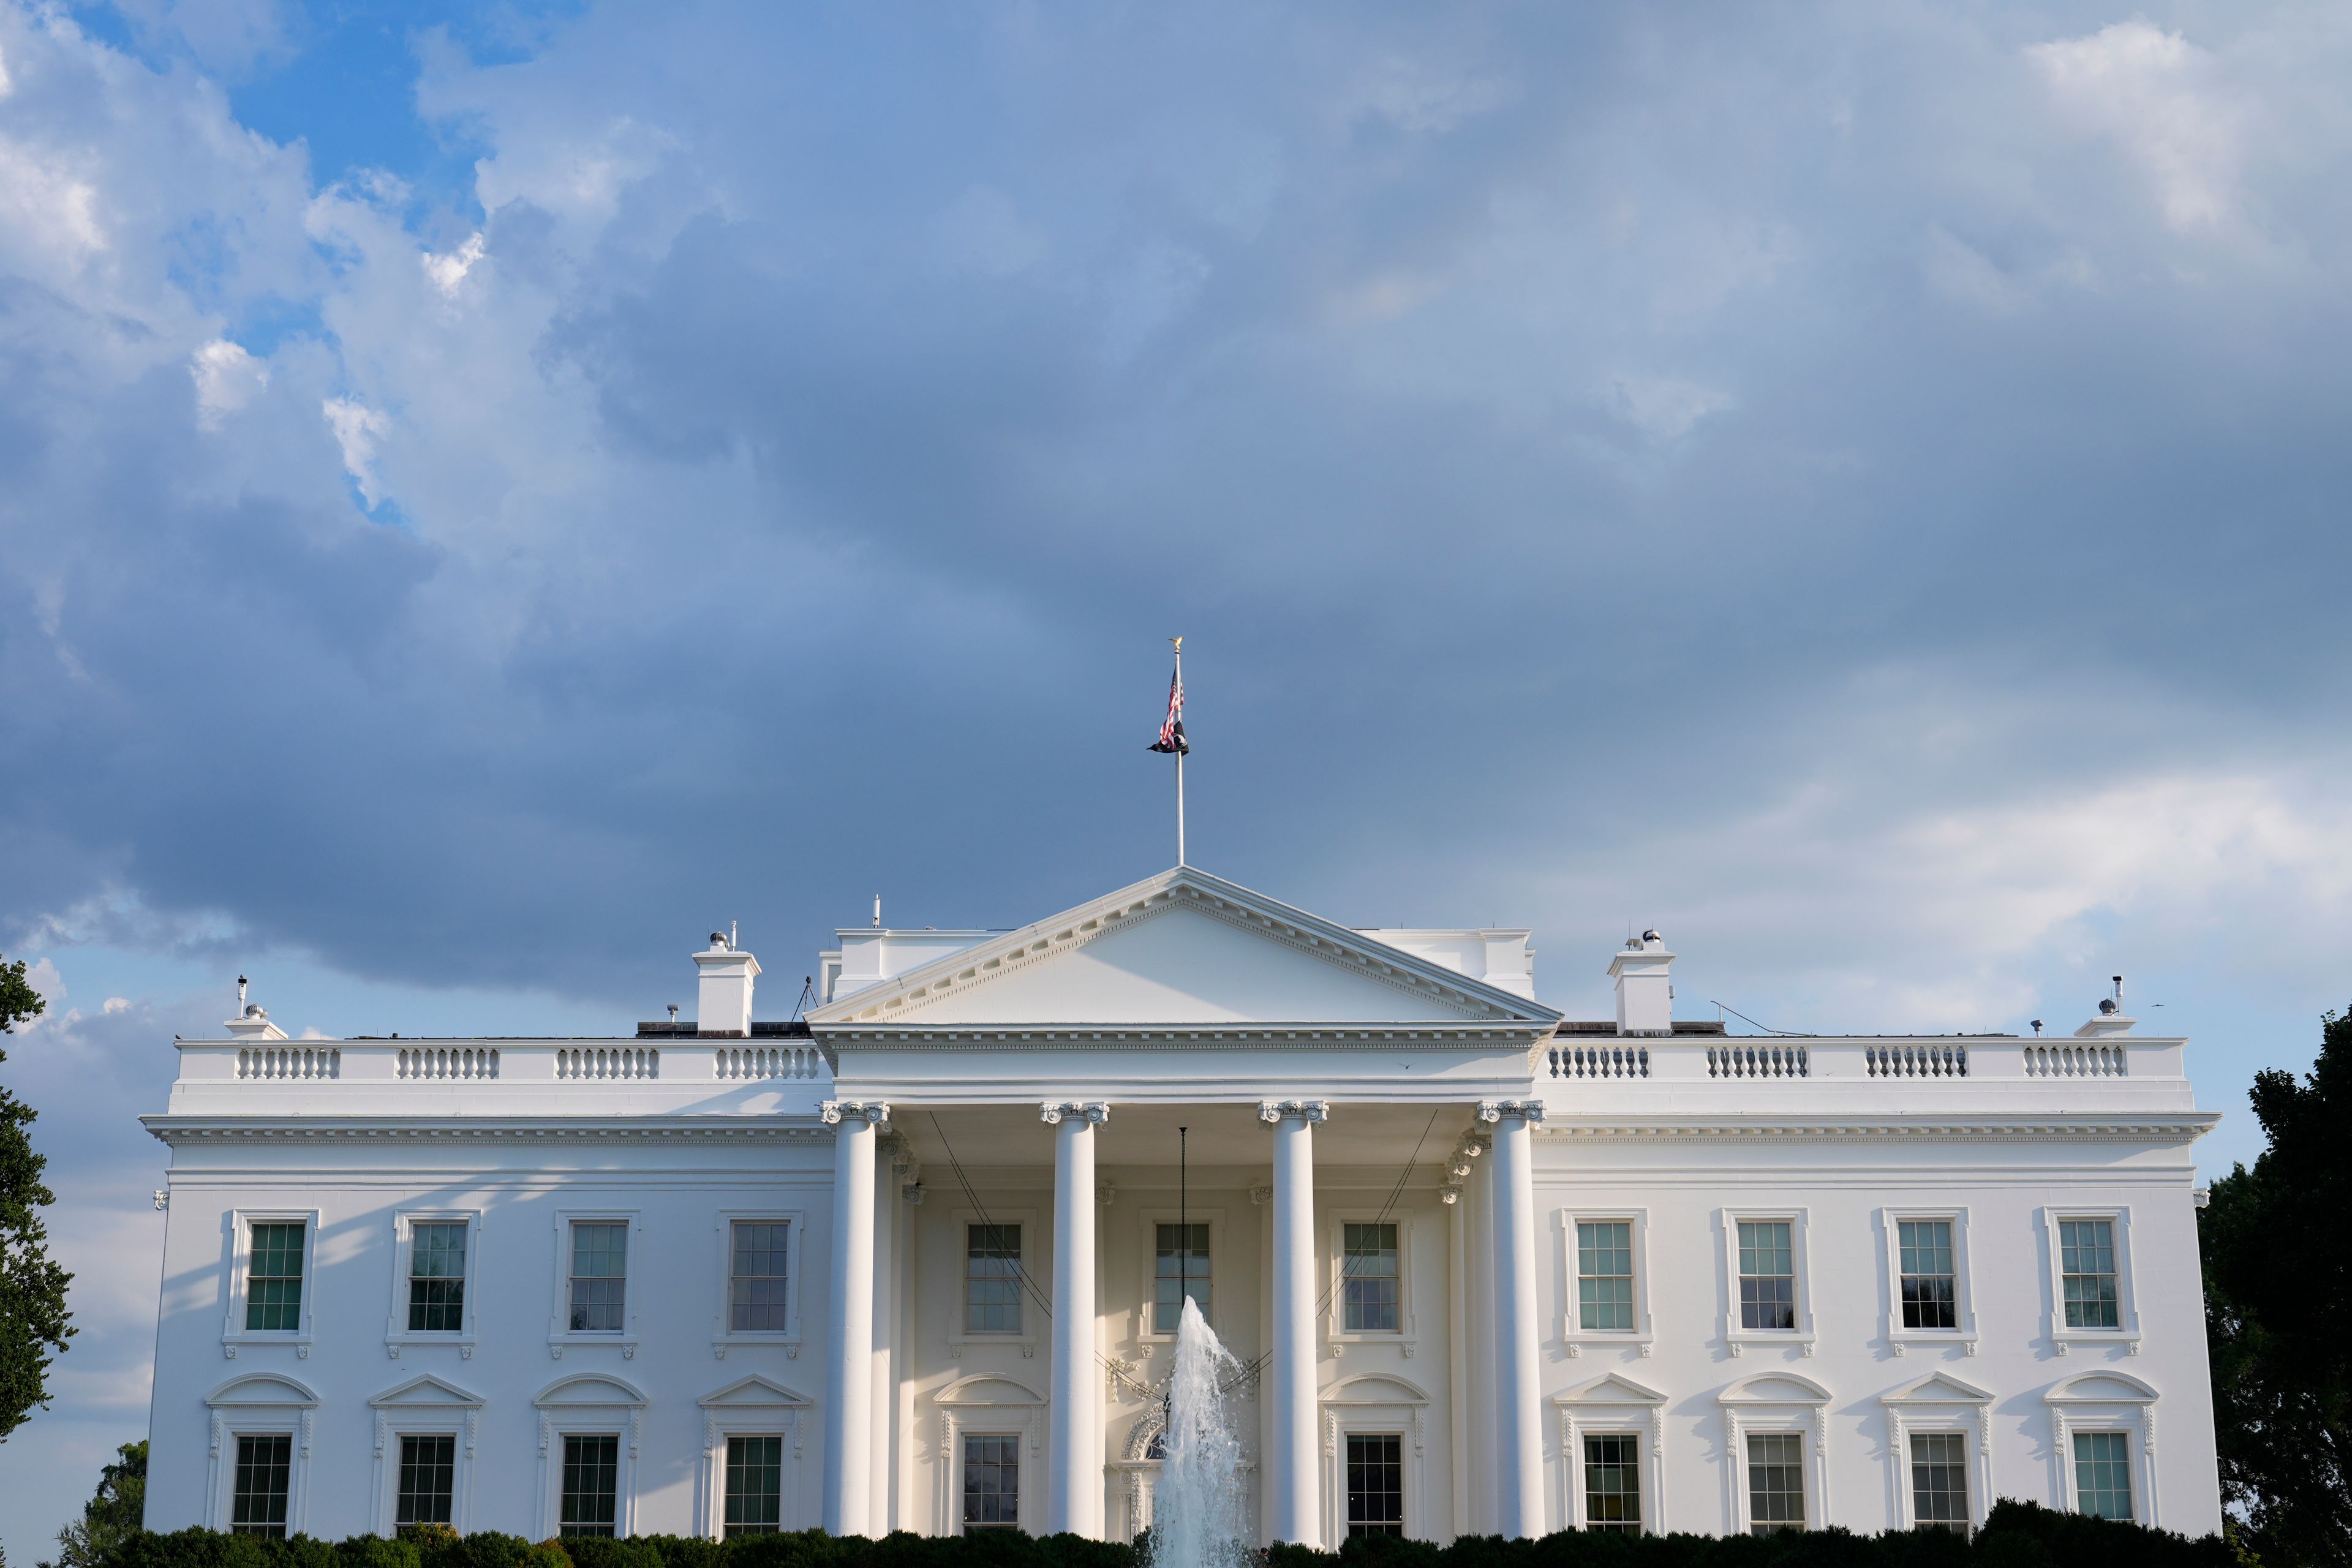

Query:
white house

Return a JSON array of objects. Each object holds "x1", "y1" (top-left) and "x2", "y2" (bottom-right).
[{"x1": 141, "y1": 865, "x2": 2221, "y2": 1545}]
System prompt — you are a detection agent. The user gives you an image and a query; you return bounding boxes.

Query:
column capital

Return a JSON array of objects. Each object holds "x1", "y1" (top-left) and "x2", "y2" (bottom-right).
[
  {"x1": 1257, "y1": 1098, "x2": 1330, "y2": 1125},
  {"x1": 821, "y1": 1099, "x2": 890, "y2": 1126},
  {"x1": 1477, "y1": 1098, "x2": 1545, "y2": 1125},
  {"x1": 1040, "y1": 1100, "x2": 1110, "y2": 1125}
]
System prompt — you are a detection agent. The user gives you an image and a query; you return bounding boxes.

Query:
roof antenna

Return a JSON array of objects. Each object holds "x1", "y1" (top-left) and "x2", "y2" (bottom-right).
[
  {"x1": 2113, "y1": 975, "x2": 2124, "y2": 1003},
  {"x1": 873, "y1": 895, "x2": 882, "y2": 930},
  {"x1": 237, "y1": 974, "x2": 249, "y2": 1010},
  {"x1": 2031, "y1": 1020, "x2": 2043, "y2": 1036}
]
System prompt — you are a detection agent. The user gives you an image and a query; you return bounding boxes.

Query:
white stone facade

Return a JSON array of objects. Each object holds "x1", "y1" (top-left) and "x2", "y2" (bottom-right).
[{"x1": 143, "y1": 867, "x2": 2222, "y2": 1544}]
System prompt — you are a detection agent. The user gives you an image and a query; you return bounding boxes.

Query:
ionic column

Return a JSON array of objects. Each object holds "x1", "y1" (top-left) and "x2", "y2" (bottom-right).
[
  {"x1": 1481, "y1": 1099, "x2": 1545, "y2": 1538},
  {"x1": 821, "y1": 1099, "x2": 888, "y2": 1536},
  {"x1": 1261, "y1": 1098, "x2": 1329, "y2": 1547},
  {"x1": 1044, "y1": 1100, "x2": 1110, "y2": 1537}
]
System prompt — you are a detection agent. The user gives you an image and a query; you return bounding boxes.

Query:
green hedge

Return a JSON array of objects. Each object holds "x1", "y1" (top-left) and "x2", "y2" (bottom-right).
[{"x1": 94, "y1": 1504, "x2": 2228, "y2": 1568}]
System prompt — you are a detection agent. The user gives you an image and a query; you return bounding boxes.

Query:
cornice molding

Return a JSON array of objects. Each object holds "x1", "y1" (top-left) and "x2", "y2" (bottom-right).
[
  {"x1": 821, "y1": 1023, "x2": 1542, "y2": 1050},
  {"x1": 809, "y1": 869, "x2": 1559, "y2": 1029},
  {"x1": 142, "y1": 1117, "x2": 831, "y2": 1147},
  {"x1": 1532, "y1": 1115, "x2": 2218, "y2": 1144}
]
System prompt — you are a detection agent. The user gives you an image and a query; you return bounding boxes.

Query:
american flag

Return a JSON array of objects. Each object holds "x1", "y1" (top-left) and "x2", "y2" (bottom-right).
[{"x1": 1148, "y1": 662, "x2": 1188, "y2": 755}]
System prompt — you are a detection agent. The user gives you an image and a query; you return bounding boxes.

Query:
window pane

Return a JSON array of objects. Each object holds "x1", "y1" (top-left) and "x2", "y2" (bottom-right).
[
  {"x1": 731, "y1": 1221, "x2": 791, "y2": 1333},
  {"x1": 560, "y1": 1434, "x2": 620, "y2": 1537},
  {"x1": 2073, "y1": 1431, "x2": 2134, "y2": 1520},
  {"x1": 1582, "y1": 1433, "x2": 1640, "y2": 1531},
  {"x1": 1910, "y1": 1432, "x2": 1969, "y2": 1532},
  {"x1": 1155, "y1": 1223, "x2": 1210, "y2": 1332},
  {"x1": 724, "y1": 1436, "x2": 783, "y2": 1537},
  {"x1": 1747, "y1": 1433, "x2": 1804, "y2": 1534},
  {"x1": 570, "y1": 1223, "x2": 627, "y2": 1332},
  {"x1": 1899, "y1": 1219, "x2": 1958, "y2": 1331},
  {"x1": 1577, "y1": 1222, "x2": 1635, "y2": 1332},
  {"x1": 397, "y1": 1434, "x2": 456, "y2": 1526},
  {"x1": 1345, "y1": 1434, "x2": 1404, "y2": 1537},
  {"x1": 245, "y1": 1223, "x2": 305, "y2": 1332},
  {"x1": 965, "y1": 1224, "x2": 1023, "y2": 1335},
  {"x1": 963, "y1": 1434, "x2": 1020, "y2": 1530},
  {"x1": 2060, "y1": 1219, "x2": 2120, "y2": 1329},
  {"x1": 1343, "y1": 1223, "x2": 1400, "y2": 1333},
  {"x1": 230, "y1": 1434, "x2": 291, "y2": 1536},
  {"x1": 1738, "y1": 1221, "x2": 1796, "y2": 1330},
  {"x1": 408, "y1": 1221, "x2": 467, "y2": 1333}
]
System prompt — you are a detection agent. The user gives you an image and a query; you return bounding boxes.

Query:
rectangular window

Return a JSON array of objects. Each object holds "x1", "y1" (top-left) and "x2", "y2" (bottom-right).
[
  {"x1": 723, "y1": 1436, "x2": 782, "y2": 1537},
  {"x1": 1738, "y1": 1221, "x2": 1796, "y2": 1331},
  {"x1": 1342, "y1": 1223, "x2": 1400, "y2": 1333},
  {"x1": 1746, "y1": 1433, "x2": 1804, "y2": 1534},
  {"x1": 230, "y1": 1434, "x2": 291, "y2": 1537},
  {"x1": 559, "y1": 1434, "x2": 619, "y2": 1537},
  {"x1": 1155, "y1": 1223, "x2": 1210, "y2": 1333},
  {"x1": 568, "y1": 1222, "x2": 627, "y2": 1333},
  {"x1": 1581, "y1": 1433, "x2": 1640, "y2": 1532},
  {"x1": 396, "y1": 1434, "x2": 455, "y2": 1526},
  {"x1": 407, "y1": 1221, "x2": 467, "y2": 1333},
  {"x1": 730, "y1": 1221, "x2": 791, "y2": 1333},
  {"x1": 1578, "y1": 1221, "x2": 1635, "y2": 1332},
  {"x1": 245, "y1": 1223, "x2": 305, "y2": 1332},
  {"x1": 1899, "y1": 1219, "x2": 1958, "y2": 1331},
  {"x1": 962, "y1": 1434, "x2": 1019, "y2": 1531},
  {"x1": 2073, "y1": 1431, "x2": 2134, "y2": 1520},
  {"x1": 2060, "y1": 1219, "x2": 2120, "y2": 1330},
  {"x1": 1345, "y1": 1434, "x2": 1404, "y2": 1537},
  {"x1": 1910, "y1": 1432, "x2": 1969, "y2": 1532},
  {"x1": 964, "y1": 1225, "x2": 1023, "y2": 1335}
]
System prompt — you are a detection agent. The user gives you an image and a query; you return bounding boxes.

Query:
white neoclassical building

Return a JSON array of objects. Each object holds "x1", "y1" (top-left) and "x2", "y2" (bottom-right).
[{"x1": 142, "y1": 865, "x2": 2222, "y2": 1545}]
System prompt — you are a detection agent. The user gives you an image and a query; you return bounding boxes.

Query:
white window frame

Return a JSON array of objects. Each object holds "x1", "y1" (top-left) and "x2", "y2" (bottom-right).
[
  {"x1": 1552, "y1": 1374, "x2": 1667, "y2": 1534},
  {"x1": 1327, "y1": 1210, "x2": 1419, "y2": 1353},
  {"x1": 549, "y1": 1210, "x2": 642, "y2": 1359},
  {"x1": 1558, "y1": 1208, "x2": 1653, "y2": 1358},
  {"x1": 932, "y1": 1374, "x2": 1046, "y2": 1536},
  {"x1": 1138, "y1": 1207, "x2": 1224, "y2": 1343},
  {"x1": 386, "y1": 1210, "x2": 482, "y2": 1360},
  {"x1": 533, "y1": 1373, "x2": 648, "y2": 1538},
  {"x1": 1717, "y1": 1209, "x2": 1815, "y2": 1356},
  {"x1": 949, "y1": 1207, "x2": 1040, "y2": 1357},
  {"x1": 203, "y1": 1373, "x2": 319, "y2": 1535},
  {"x1": 694, "y1": 1374, "x2": 813, "y2": 1539},
  {"x1": 1718, "y1": 1375, "x2": 1831, "y2": 1535},
  {"x1": 368, "y1": 1373, "x2": 483, "y2": 1534},
  {"x1": 1318, "y1": 1375, "x2": 1431, "y2": 1544},
  {"x1": 2040, "y1": 1208, "x2": 2141, "y2": 1355},
  {"x1": 710, "y1": 1210, "x2": 806, "y2": 1360},
  {"x1": 2044, "y1": 1372, "x2": 2159, "y2": 1528},
  {"x1": 1878, "y1": 1373, "x2": 1993, "y2": 1533},
  {"x1": 221, "y1": 1210, "x2": 322, "y2": 1359},
  {"x1": 1878, "y1": 1208, "x2": 1977, "y2": 1357}
]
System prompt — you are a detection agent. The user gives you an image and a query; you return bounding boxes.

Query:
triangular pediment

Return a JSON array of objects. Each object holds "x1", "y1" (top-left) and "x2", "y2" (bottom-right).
[
  {"x1": 1555, "y1": 1373, "x2": 1667, "y2": 1407},
  {"x1": 370, "y1": 1373, "x2": 483, "y2": 1408},
  {"x1": 1880, "y1": 1373, "x2": 1991, "y2": 1407},
  {"x1": 809, "y1": 868, "x2": 1558, "y2": 1029},
  {"x1": 699, "y1": 1374, "x2": 812, "y2": 1408}
]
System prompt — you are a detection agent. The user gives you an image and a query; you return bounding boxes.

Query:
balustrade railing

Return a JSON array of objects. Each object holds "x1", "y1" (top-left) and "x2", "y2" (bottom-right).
[
  {"x1": 1708, "y1": 1044, "x2": 1810, "y2": 1079},
  {"x1": 1864, "y1": 1044, "x2": 1967, "y2": 1077},
  {"x1": 397, "y1": 1046, "x2": 499, "y2": 1080},
  {"x1": 554, "y1": 1047, "x2": 660, "y2": 1080},
  {"x1": 712, "y1": 1045, "x2": 824, "y2": 1081},
  {"x1": 1547, "y1": 1044, "x2": 1649, "y2": 1079},
  {"x1": 2026, "y1": 1044, "x2": 2127, "y2": 1077},
  {"x1": 237, "y1": 1046, "x2": 341, "y2": 1080}
]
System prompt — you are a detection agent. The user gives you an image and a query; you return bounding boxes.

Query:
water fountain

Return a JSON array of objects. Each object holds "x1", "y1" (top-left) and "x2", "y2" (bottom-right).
[{"x1": 1148, "y1": 1297, "x2": 1250, "y2": 1568}]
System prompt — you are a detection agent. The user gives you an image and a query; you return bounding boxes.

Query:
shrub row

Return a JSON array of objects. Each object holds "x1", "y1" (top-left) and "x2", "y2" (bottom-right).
[{"x1": 97, "y1": 1503, "x2": 2228, "y2": 1568}]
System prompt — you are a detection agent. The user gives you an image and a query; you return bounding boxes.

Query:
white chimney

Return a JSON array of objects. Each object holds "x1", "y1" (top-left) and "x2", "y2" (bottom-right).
[
  {"x1": 695, "y1": 932, "x2": 760, "y2": 1038},
  {"x1": 2075, "y1": 976, "x2": 2134, "y2": 1038},
  {"x1": 1609, "y1": 929, "x2": 1674, "y2": 1036},
  {"x1": 224, "y1": 1005, "x2": 288, "y2": 1042}
]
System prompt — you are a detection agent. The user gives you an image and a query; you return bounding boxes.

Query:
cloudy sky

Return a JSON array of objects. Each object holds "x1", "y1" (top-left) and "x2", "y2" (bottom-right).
[{"x1": 4, "y1": 0, "x2": 2351, "y2": 1550}]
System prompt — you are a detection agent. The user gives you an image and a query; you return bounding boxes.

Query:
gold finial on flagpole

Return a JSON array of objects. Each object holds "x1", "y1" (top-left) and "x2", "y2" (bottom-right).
[{"x1": 1171, "y1": 636, "x2": 1182, "y2": 653}]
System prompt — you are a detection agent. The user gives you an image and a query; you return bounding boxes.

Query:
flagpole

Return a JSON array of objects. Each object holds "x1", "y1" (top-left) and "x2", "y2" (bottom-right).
[{"x1": 1174, "y1": 639, "x2": 1186, "y2": 866}]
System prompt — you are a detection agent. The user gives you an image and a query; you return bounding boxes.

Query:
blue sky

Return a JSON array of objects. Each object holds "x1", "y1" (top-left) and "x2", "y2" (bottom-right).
[{"x1": 4, "y1": 0, "x2": 2351, "y2": 1553}]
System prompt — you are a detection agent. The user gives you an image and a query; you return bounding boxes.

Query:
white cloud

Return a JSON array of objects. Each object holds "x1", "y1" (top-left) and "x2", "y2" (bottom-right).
[
  {"x1": 0, "y1": 134, "x2": 105, "y2": 265},
  {"x1": 190, "y1": 338, "x2": 267, "y2": 427},
  {"x1": 421, "y1": 231, "x2": 485, "y2": 296},
  {"x1": 1607, "y1": 373, "x2": 1735, "y2": 440},
  {"x1": 322, "y1": 396, "x2": 393, "y2": 505},
  {"x1": 2029, "y1": 22, "x2": 2244, "y2": 232}
]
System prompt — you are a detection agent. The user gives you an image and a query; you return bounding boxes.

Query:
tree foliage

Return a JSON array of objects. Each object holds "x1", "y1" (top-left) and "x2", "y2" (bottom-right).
[
  {"x1": 48, "y1": 1441, "x2": 151, "y2": 1568},
  {"x1": 2203, "y1": 1003, "x2": 2352, "y2": 1566},
  {"x1": 1, "y1": 951, "x2": 74, "y2": 1440}
]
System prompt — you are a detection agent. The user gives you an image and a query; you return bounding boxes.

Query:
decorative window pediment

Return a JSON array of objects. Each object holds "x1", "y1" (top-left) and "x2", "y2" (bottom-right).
[
  {"x1": 1880, "y1": 1372, "x2": 1992, "y2": 1409},
  {"x1": 2046, "y1": 1371, "x2": 2157, "y2": 1406},
  {"x1": 935, "y1": 1374, "x2": 1046, "y2": 1408},
  {"x1": 1322, "y1": 1373, "x2": 1428, "y2": 1407},
  {"x1": 369, "y1": 1374, "x2": 483, "y2": 1409},
  {"x1": 698, "y1": 1374, "x2": 812, "y2": 1409},
  {"x1": 206, "y1": 1373, "x2": 320, "y2": 1408},
  {"x1": 533, "y1": 1373, "x2": 648, "y2": 1409},
  {"x1": 1718, "y1": 1373, "x2": 1830, "y2": 1407},
  {"x1": 1555, "y1": 1373, "x2": 1667, "y2": 1407}
]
